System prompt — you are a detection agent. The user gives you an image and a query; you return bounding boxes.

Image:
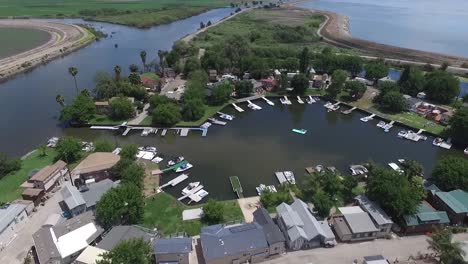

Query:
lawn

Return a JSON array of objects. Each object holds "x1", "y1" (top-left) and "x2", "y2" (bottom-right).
[
  {"x1": 176, "y1": 103, "x2": 230, "y2": 126},
  {"x1": 0, "y1": 148, "x2": 57, "y2": 202},
  {"x1": 88, "y1": 114, "x2": 127, "y2": 125},
  {"x1": 382, "y1": 111, "x2": 446, "y2": 135},
  {"x1": 143, "y1": 192, "x2": 243, "y2": 236}
]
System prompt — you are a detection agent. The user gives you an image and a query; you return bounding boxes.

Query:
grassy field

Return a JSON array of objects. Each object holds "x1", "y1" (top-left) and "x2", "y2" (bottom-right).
[
  {"x1": 143, "y1": 192, "x2": 243, "y2": 236},
  {"x1": 382, "y1": 111, "x2": 446, "y2": 135},
  {"x1": 0, "y1": 28, "x2": 50, "y2": 59},
  {"x1": 88, "y1": 114, "x2": 127, "y2": 125}
]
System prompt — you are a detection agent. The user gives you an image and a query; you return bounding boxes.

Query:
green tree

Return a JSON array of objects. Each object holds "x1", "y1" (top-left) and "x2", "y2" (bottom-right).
[
  {"x1": 55, "y1": 94, "x2": 65, "y2": 107},
  {"x1": 427, "y1": 228, "x2": 465, "y2": 264},
  {"x1": 37, "y1": 144, "x2": 47, "y2": 157},
  {"x1": 400, "y1": 160, "x2": 423, "y2": 178},
  {"x1": 97, "y1": 238, "x2": 152, "y2": 264},
  {"x1": 331, "y1": 69, "x2": 348, "y2": 85},
  {"x1": 120, "y1": 144, "x2": 138, "y2": 161},
  {"x1": 398, "y1": 66, "x2": 426, "y2": 96},
  {"x1": 181, "y1": 99, "x2": 205, "y2": 121},
  {"x1": 424, "y1": 70, "x2": 460, "y2": 104},
  {"x1": 365, "y1": 62, "x2": 388, "y2": 80},
  {"x1": 140, "y1": 50, "x2": 147, "y2": 72},
  {"x1": 345, "y1": 80, "x2": 367, "y2": 101},
  {"x1": 202, "y1": 199, "x2": 224, "y2": 225},
  {"x1": 299, "y1": 47, "x2": 310, "y2": 74},
  {"x1": 282, "y1": 57, "x2": 299, "y2": 72},
  {"x1": 183, "y1": 57, "x2": 201, "y2": 77},
  {"x1": 59, "y1": 90, "x2": 96, "y2": 124},
  {"x1": 94, "y1": 140, "x2": 113, "y2": 152},
  {"x1": 211, "y1": 81, "x2": 232, "y2": 105},
  {"x1": 0, "y1": 154, "x2": 21, "y2": 179},
  {"x1": 278, "y1": 72, "x2": 288, "y2": 93},
  {"x1": 152, "y1": 103, "x2": 181, "y2": 127},
  {"x1": 158, "y1": 50, "x2": 168, "y2": 77},
  {"x1": 129, "y1": 64, "x2": 139, "y2": 73},
  {"x1": 149, "y1": 94, "x2": 174, "y2": 109},
  {"x1": 432, "y1": 156, "x2": 468, "y2": 191},
  {"x1": 120, "y1": 163, "x2": 145, "y2": 189},
  {"x1": 326, "y1": 83, "x2": 341, "y2": 99},
  {"x1": 114, "y1": 65, "x2": 122, "y2": 82},
  {"x1": 110, "y1": 97, "x2": 134, "y2": 120},
  {"x1": 234, "y1": 80, "x2": 253, "y2": 98},
  {"x1": 380, "y1": 90, "x2": 405, "y2": 113},
  {"x1": 223, "y1": 35, "x2": 250, "y2": 71},
  {"x1": 260, "y1": 186, "x2": 293, "y2": 210},
  {"x1": 449, "y1": 107, "x2": 468, "y2": 143},
  {"x1": 290, "y1": 74, "x2": 309, "y2": 95},
  {"x1": 68, "y1": 66, "x2": 79, "y2": 93},
  {"x1": 312, "y1": 189, "x2": 333, "y2": 218},
  {"x1": 128, "y1": 73, "x2": 141, "y2": 85},
  {"x1": 55, "y1": 137, "x2": 82, "y2": 163}
]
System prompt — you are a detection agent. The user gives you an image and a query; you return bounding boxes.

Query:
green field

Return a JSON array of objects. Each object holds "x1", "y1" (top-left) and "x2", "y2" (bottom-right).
[{"x1": 0, "y1": 28, "x2": 50, "y2": 59}]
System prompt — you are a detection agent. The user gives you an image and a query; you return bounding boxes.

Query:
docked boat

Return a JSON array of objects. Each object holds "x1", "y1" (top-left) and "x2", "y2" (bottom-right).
[
  {"x1": 376, "y1": 121, "x2": 386, "y2": 128},
  {"x1": 200, "y1": 122, "x2": 212, "y2": 129},
  {"x1": 141, "y1": 128, "x2": 155, "y2": 137},
  {"x1": 349, "y1": 165, "x2": 368, "y2": 176},
  {"x1": 256, "y1": 184, "x2": 278, "y2": 196},
  {"x1": 292, "y1": 128, "x2": 307, "y2": 135},
  {"x1": 182, "y1": 182, "x2": 200, "y2": 195},
  {"x1": 433, "y1": 137, "x2": 443, "y2": 146},
  {"x1": 465, "y1": 148, "x2": 468, "y2": 155},
  {"x1": 280, "y1": 96, "x2": 292, "y2": 105},
  {"x1": 433, "y1": 137, "x2": 452, "y2": 149},
  {"x1": 388, "y1": 163, "x2": 404, "y2": 173},
  {"x1": 112, "y1": 148, "x2": 122, "y2": 155},
  {"x1": 315, "y1": 165, "x2": 324, "y2": 173},
  {"x1": 81, "y1": 142, "x2": 95, "y2": 152},
  {"x1": 46, "y1": 137, "x2": 59, "y2": 148},
  {"x1": 217, "y1": 112, "x2": 234, "y2": 121},
  {"x1": 152, "y1": 156, "x2": 163, "y2": 163},
  {"x1": 313, "y1": 97, "x2": 321, "y2": 101},
  {"x1": 168, "y1": 156, "x2": 185, "y2": 166},
  {"x1": 306, "y1": 95, "x2": 316, "y2": 104},
  {"x1": 194, "y1": 189, "x2": 209, "y2": 199},
  {"x1": 176, "y1": 163, "x2": 193, "y2": 172},
  {"x1": 397, "y1": 159, "x2": 406, "y2": 164},
  {"x1": 139, "y1": 146, "x2": 157, "y2": 153},
  {"x1": 397, "y1": 130, "x2": 408, "y2": 138},
  {"x1": 284, "y1": 171, "x2": 296, "y2": 184}
]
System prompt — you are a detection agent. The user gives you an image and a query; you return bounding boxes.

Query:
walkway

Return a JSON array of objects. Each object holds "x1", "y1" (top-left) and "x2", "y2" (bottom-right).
[
  {"x1": 237, "y1": 196, "x2": 260, "y2": 223},
  {"x1": 128, "y1": 103, "x2": 150, "y2": 125}
]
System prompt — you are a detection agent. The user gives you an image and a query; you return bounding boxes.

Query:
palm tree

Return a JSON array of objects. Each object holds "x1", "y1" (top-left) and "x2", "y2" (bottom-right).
[
  {"x1": 157, "y1": 50, "x2": 168, "y2": 77},
  {"x1": 427, "y1": 228, "x2": 465, "y2": 263},
  {"x1": 55, "y1": 94, "x2": 65, "y2": 107},
  {"x1": 68, "y1": 67, "x2": 79, "y2": 93},
  {"x1": 114, "y1": 65, "x2": 122, "y2": 82},
  {"x1": 140, "y1": 50, "x2": 147, "y2": 72}
]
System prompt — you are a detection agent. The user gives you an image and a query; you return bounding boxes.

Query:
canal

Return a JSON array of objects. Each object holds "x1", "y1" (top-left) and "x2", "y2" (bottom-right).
[{"x1": 63, "y1": 100, "x2": 454, "y2": 201}]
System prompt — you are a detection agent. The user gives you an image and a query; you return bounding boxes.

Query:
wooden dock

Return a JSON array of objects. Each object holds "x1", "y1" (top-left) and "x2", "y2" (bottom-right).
[
  {"x1": 229, "y1": 176, "x2": 243, "y2": 198},
  {"x1": 122, "y1": 127, "x2": 132, "y2": 136},
  {"x1": 297, "y1": 96, "x2": 304, "y2": 104},
  {"x1": 232, "y1": 103, "x2": 244, "y2": 112},
  {"x1": 178, "y1": 185, "x2": 204, "y2": 201},
  {"x1": 159, "y1": 174, "x2": 189, "y2": 189},
  {"x1": 236, "y1": 95, "x2": 261, "y2": 103},
  {"x1": 275, "y1": 172, "x2": 288, "y2": 184},
  {"x1": 416, "y1": 129, "x2": 425, "y2": 134},
  {"x1": 341, "y1": 106, "x2": 357, "y2": 115},
  {"x1": 262, "y1": 97, "x2": 274, "y2": 106}
]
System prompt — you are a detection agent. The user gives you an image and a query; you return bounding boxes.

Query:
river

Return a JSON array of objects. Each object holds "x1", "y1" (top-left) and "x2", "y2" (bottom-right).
[
  {"x1": 62, "y1": 101, "x2": 454, "y2": 201},
  {"x1": 298, "y1": 0, "x2": 468, "y2": 57},
  {"x1": 0, "y1": 8, "x2": 234, "y2": 157}
]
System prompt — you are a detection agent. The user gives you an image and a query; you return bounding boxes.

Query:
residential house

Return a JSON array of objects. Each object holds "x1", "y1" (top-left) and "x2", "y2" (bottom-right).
[
  {"x1": 209, "y1": 70, "x2": 218, "y2": 82},
  {"x1": 72, "y1": 152, "x2": 120, "y2": 182},
  {"x1": 355, "y1": 195, "x2": 393, "y2": 238},
  {"x1": 276, "y1": 199, "x2": 336, "y2": 250},
  {"x1": 403, "y1": 95, "x2": 423, "y2": 112},
  {"x1": 21, "y1": 188, "x2": 45, "y2": 206},
  {"x1": 430, "y1": 189, "x2": 468, "y2": 225},
  {"x1": 200, "y1": 223, "x2": 270, "y2": 264},
  {"x1": 97, "y1": 225, "x2": 156, "y2": 251},
  {"x1": 413, "y1": 102, "x2": 454, "y2": 125},
  {"x1": 312, "y1": 74, "x2": 324, "y2": 88},
  {"x1": 401, "y1": 201, "x2": 450, "y2": 234},
  {"x1": 75, "y1": 246, "x2": 107, "y2": 264},
  {"x1": 94, "y1": 101, "x2": 110, "y2": 115},
  {"x1": 33, "y1": 211, "x2": 104, "y2": 264},
  {"x1": 253, "y1": 207, "x2": 286, "y2": 255},
  {"x1": 61, "y1": 182, "x2": 86, "y2": 217},
  {"x1": 154, "y1": 237, "x2": 192, "y2": 264},
  {"x1": 332, "y1": 206, "x2": 379, "y2": 242},
  {"x1": 260, "y1": 78, "x2": 277, "y2": 91},
  {"x1": 141, "y1": 75, "x2": 158, "y2": 90},
  {"x1": 80, "y1": 179, "x2": 118, "y2": 212},
  {"x1": 0, "y1": 203, "x2": 28, "y2": 249}
]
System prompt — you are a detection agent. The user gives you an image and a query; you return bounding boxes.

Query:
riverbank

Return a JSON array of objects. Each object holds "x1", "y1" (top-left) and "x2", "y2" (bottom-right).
[{"x1": 0, "y1": 20, "x2": 95, "y2": 83}]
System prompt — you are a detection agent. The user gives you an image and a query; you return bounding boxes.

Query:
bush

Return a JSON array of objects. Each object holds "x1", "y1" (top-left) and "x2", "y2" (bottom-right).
[
  {"x1": 202, "y1": 199, "x2": 224, "y2": 225},
  {"x1": 432, "y1": 156, "x2": 468, "y2": 191},
  {"x1": 152, "y1": 103, "x2": 181, "y2": 127},
  {"x1": 94, "y1": 140, "x2": 113, "y2": 152},
  {"x1": 0, "y1": 154, "x2": 21, "y2": 179},
  {"x1": 110, "y1": 97, "x2": 134, "y2": 120},
  {"x1": 55, "y1": 137, "x2": 82, "y2": 163},
  {"x1": 380, "y1": 91, "x2": 405, "y2": 113}
]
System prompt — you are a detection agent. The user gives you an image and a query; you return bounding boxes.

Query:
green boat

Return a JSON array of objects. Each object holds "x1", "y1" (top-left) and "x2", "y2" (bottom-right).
[{"x1": 292, "y1": 129, "x2": 307, "y2": 135}]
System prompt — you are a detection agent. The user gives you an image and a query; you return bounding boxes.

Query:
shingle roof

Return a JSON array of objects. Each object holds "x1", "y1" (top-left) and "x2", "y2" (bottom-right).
[
  {"x1": 435, "y1": 190, "x2": 468, "y2": 214},
  {"x1": 355, "y1": 195, "x2": 393, "y2": 226},
  {"x1": 72, "y1": 152, "x2": 120, "y2": 175},
  {"x1": 403, "y1": 202, "x2": 450, "y2": 226},
  {"x1": 200, "y1": 223, "x2": 268, "y2": 261},
  {"x1": 0, "y1": 203, "x2": 27, "y2": 233},
  {"x1": 339, "y1": 206, "x2": 379, "y2": 233},
  {"x1": 29, "y1": 160, "x2": 67, "y2": 182},
  {"x1": 81, "y1": 179, "x2": 117, "y2": 208},
  {"x1": 61, "y1": 182, "x2": 85, "y2": 210},
  {"x1": 97, "y1": 225, "x2": 155, "y2": 251},
  {"x1": 253, "y1": 207, "x2": 285, "y2": 245},
  {"x1": 153, "y1": 237, "x2": 192, "y2": 254}
]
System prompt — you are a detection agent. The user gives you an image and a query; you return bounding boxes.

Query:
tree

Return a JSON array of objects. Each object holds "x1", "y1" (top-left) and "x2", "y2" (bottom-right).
[
  {"x1": 282, "y1": 57, "x2": 299, "y2": 72},
  {"x1": 152, "y1": 103, "x2": 181, "y2": 127},
  {"x1": 38, "y1": 144, "x2": 47, "y2": 157},
  {"x1": 290, "y1": 74, "x2": 309, "y2": 95},
  {"x1": 114, "y1": 65, "x2": 122, "y2": 81},
  {"x1": 55, "y1": 137, "x2": 82, "y2": 163},
  {"x1": 312, "y1": 189, "x2": 333, "y2": 218},
  {"x1": 424, "y1": 70, "x2": 460, "y2": 104},
  {"x1": 183, "y1": 56, "x2": 202, "y2": 77},
  {"x1": 181, "y1": 99, "x2": 205, "y2": 121},
  {"x1": 158, "y1": 50, "x2": 168, "y2": 77},
  {"x1": 400, "y1": 160, "x2": 423, "y2": 178},
  {"x1": 120, "y1": 144, "x2": 138, "y2": 161},
  {"x1": 398, "y1": 66, "x2": 426, "y2": 96},
  {"x1": 260, "y1": 186, "x2": 293, "y2": 210},
  {"x1": 365, "y1": 62, "x2": 388, "y2": 80},
  {"x1": 278, "y1": 72, "x2": 288, "y2": 92},
  {"x1": 211, "y1": 81, "x2": 232, "y2": 105},
  {"x1": 68, "y1": 67, "x2": 79, "y2": 93},
  {"x1": 0, "y1": 154, "x2": 21, "y2": 179},
  {"x1": 120, "y1": 163, "x2": 145, "y2": 189},
  {"x1": 59, "y1": 90, "x2": 96, "y2": 124},
  {"x1": 449, "y1": 107, "x2": 468, "y2": 143},
  {"x1": 345, "y1": 80, "x2": 367, "y2": 100},
  {"x1": 331, "y1": 69, "x2": 347, "y2": 85},
  {"x1": 223, "y1": 35, "x2": 250, "y2": 71},
  {"x1": 326, "y1": 83, "x2": 341, "y2": 99},
  {"x1": 298, "y1": 47, "x2": 310, "y2": 74},
  {"x1": 129, "y1": 64, "x2": 139, "y2": 73},
  {"x1": 140, "y1": 50, "x2": 147, "y2": 72},
  {"x1": 128, "y1": 73, "x2": 141, "y2": 85},
  {"x1": 202, "y1": 199, "x2": 224, "y2": 225},
  {"x1": 94, "y1": 139, "x2": 113, "y2": 152},
  {"x1": 96, "y1": 183, "x2": 144, "y2": 229},
  {"x1": 380, "y1": 90, "x2": 405, "y2": 113},
  {"x1": 55, "y1": 94, "x2": 65, "y2": 107},
  {"x1": 432, "y1": 156, "x2": 468, "y2": 191},
  {"x1": 110, "y1": 97, "x2": 134, "y2": 120},
  {"x1": 149, "y1": 94, "x2": 174, "y2": 109},
  {"x1": 97, "y1": 238, "x2": 152, "y2": 264},
  {"x1": 234, "y1": 80, "x2": 253, "y2": 98},
  {"x1": 427, "y1": 228, "x2": 465, "y2": 264}
]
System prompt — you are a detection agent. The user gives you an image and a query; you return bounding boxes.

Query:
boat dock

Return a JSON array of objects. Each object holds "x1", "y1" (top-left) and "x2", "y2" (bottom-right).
[
  {"x1": 360, "y1": 113, "x2": 376, "y2": 122},
  {"x1": 159, "y1": 174, "x2": 189, "y2": 189},
  {"x1": 297, "y1": 96, "x2": 304, "y2": 104},
  {"x1": 122, "y1": 127, "x2": 132, "y2": 136},
  {"x1": 275, "y1": 172, "x2": 288, "y2": 184},
  {"x1": 232, "y1": 103, "x2": 244, "y2": 112},
  {"x1": 281, "y1": 96, "x2": 292, "y2": 105},
  {"x1": 161, "y1": 129, "x2": 168, "y2": 136},
  {"x1": 262, "y1": 97, "x2": 275, "y2": 106},
  {"x1": 417, "y1": 129, "x2": 425, "y2": 134},
  {"x1": 92, "y1": 124, "x2": 207, "y2": 138},
  {"x1": 382, "y1": 121, "x2": 394, "y2": 131},
  {"x1": 161, "y1": 161, "x2": 188, "y2": 173},
  {"x1": 178, "y1": 185, "x2": 204, "y2": 201},
  {"x1": 180, "y1": 128, "x2": 189, "y2": 137},
  {"x1": 341, "y1": 106, "x2": 357, "y2": 115},
  {"x1": 247, "y1": 100, "x2": 262, "y2": 110},
  {"x1": 209, "y1": 119, "x2": 227, "y2": 125},
  {"x1": 229, "y1": 176, "x2": 243, "y2": 198}
]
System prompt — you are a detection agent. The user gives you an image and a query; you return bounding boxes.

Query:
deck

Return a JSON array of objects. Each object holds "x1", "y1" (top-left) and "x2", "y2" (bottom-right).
[
  {"x1": 229, "y1": 176, "x2": 243, "y2": 198},
  {"x1": 159, "y1": 174, "x2": 189, "y2": 189}
]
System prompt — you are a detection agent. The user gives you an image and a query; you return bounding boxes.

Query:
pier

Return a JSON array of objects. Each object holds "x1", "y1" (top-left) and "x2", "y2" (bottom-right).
[
  {"x1": 341, "y1": 106, "x2": 357, "y2": 115},
  {"x1": 275, "y1": 171, "x2": 288, "y2": 184},
  {"x1": 229, "y1": 176, "x2": 243, "y2": 198},
  {"x1": 417, "y1": 129, "x2": 425, "y2": 134},
  {"x1": 360, "y1": 113, "x2": 376, "y2": 122},
  {"x1": 236, "y1": 95, "x2": 261, "y2": 103},
  {"x1": 232, "y1": 103, "x2": 244, "y2": 112},
  {"x1": 178, "y1": 185, "x2": 204, "y2": 201},
  {"x1": 262, "y1": 96, "x2": 275, "y2": 106},
  {"x1": 159, "y1": 174, "x2": 189, "y2": 189},
  {"x1": 91, "y1": 124, "x2": 207, "y2": 137},
  {"x1": 297, "y1": 96, "x2": 304, "y2": 104},
  {"x1": 247, "y1": 100, "x2": 262, "y2": 110},
  {"x1": 180, "y1": 128, "x2": 189, "y2": 137},
  {"x1": 161, "y1": 129, "x2": 168, "y2": 136},
  {"x1": 281, "y1": 96, "x2": 292, "y2": 105}
]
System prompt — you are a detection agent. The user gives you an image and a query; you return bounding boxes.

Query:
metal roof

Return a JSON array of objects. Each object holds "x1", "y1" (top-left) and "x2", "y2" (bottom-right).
[
  {"x1": 61, "y1": 182, "x2": 85, "y2": 210},
  {"x1": 253, "y1": 207, "x2": 285, "y2": 245},
  {"x1": 339, "y1": 206, "x2": 379, "y2": 233},
  {"x1": 435, "y1": 190, "x2": 468, "y2": 214},
  {"x1": 153, "y1": 237, "x2": 192, "y2": 254},
  {"x1": 81, "y1": 179, "x2": 117, "y2": 208},
  {"x1": 403, "y1": 202, "x2": 450, "y2": 226},
  {"x1": 0, "y1": 203, "x2": 27, "y2": 232},
  {"x1": 355, "y1": 195, "x2": 393, "y2": 226},
  {"x1": 98, "y1": 225, "x2": 155, "y2": 251}
]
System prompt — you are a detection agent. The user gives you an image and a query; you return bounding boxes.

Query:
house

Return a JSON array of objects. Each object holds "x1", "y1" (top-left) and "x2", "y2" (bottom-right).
[
  {"x1": 97, "y1": 225, "x2": 156, "y2": 251},
  {"x1": 80, "y1": 179, "x2": 118, "y2": 212},
  {"x1": 253, "y1": 207, "x2": 286, "y2": 255},
  {"x1": 200, "y1": 223, "x2": 270, "y2": 264},
  {"x1": 403, "y1": 95, "x2": 423, "y2": 112},
  {"x1": 401, "y1": 201, "x2": 450, "y2": 234},
  {"x1": 0, "y1": 203, "x2": 28, "y2": 249},
  {"x1": 430, "y1": 189, "x2": 468, "y2": 225},
  {"x1": 260, "y1": 78, "x2": 277, "y2": 91},
  {"x1": 312, "y1": 74, "x2": 324, "y2": 88},
  {"x1": 72, "y1": 152, "x2": 120, "y2": 182},
  {"x1": 209, "y1": 69, "x2": 218, "y2": 82},
  {"x1": 154, "y1": 237, "x2": 192, "y2": 264},
  {"x1": 75, "y1": 246, "x2": 107, "y2": 264},
  {"x1": 276, "y1": 199, "x2": 336, "y2": 250},
  {"x1": 23, "y1": 160, "x2": 68, "y2": 192},
  {"x1": 363, "y1": 255, "x2": 390, "y2": 264},
  {"x1": 33, "y1": 211, "x2": 104, "y2": 264},
  {"x1": 61, "y1": 182, "x2": 86, "y2": 217},
  {"x1": 141, "y1": 75, "x2": 158, "y2": 90},
  {"x1": 21, "y1": 187, "x2": 45, "y2": 206},
  {"x1": 355, "y1": 195, "x2": 393, "y2": 238},
  {"x1": 332, "y1": 206, "x2": 379, "y2": 242},
  {"x1": 94, "y1": 101, "x2": 110, "y2": 114}
]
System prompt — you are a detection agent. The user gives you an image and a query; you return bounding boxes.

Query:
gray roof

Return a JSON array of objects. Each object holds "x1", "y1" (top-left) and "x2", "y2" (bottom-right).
[
  {"x1": 98, "y1": 225, "x2": 155, "y2": 251},
  {"x1": 342, "y1": 210, "x2": 379, "y2": 234},
  {"x1": 355, "y1": 195, "x2": 393, "y2": 226},
  {"x1": 81, "y1": 179, "x2": 117, "y2": 208},
  {"x1": 33, "y1": 226, "x2": 61, "y2": 264},
  {"x1": 154, "y1": 237, "x2": 192, "y2": 254},
  {"x1": 200, "y1": 223, "x2": 268, "y2": 261},
  {"x1": 0, "y1": 203, "x2": 27, "y2": 233},
  {"x1": 61, "y1": 182, "x2": 85, "y2": 210},
  {"x1": 253, "y1": 207, "x2": 285, "y2": 245}
]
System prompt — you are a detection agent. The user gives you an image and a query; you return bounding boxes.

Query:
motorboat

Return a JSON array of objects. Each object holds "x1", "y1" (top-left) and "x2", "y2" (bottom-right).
[
  {"x1": 306, "y1": 95, "x2": 316, "y2": 104},
  {"x1": 176, "y1": 163, "x2": 193, "y2": 173},
  {"x1": 376, "y1": 121, "x2": 386, "y2": 128},
  {"x1": 397, "y1": 159, "x2": 406, "y2": 164},
  {"x1": 112, "y1": 148, "x2": 122, "y2": 155},
  {"x1": 465, "y1": 148, "x2": 468, "y2": 155},
  {"x1": 433, "y1": 137, "x2": 443, "y2": 146},
  {"x1": 81, "y1": 142, "x2": 95, "y2": 152},
  {"x1": 182, "y1": 182, "x2": 200, "y2": 195},
  {"x1": 168, "y1": 156, "x2": 185, "y2": 166},
  {"x1": 313, "y1": 97, "x2": 321, "y2": 101},
  {"x1": 46, "y1": 137, "x2": 59, "y2": 148},
  {"x1": 292, "y1": 129, "x2": 307, "y2": 135},
  {"x1": 139, "y1": 146, "x2": 157, "y2": 153},
  {"x1": 397, "y1": 130, "x2": 408, "y2": 138},
  {"x1": 218, "y1": 112, "x2": 234, "y2": 120},
  {"x1": 194, "y1": 189, "x2": 209, "y2": 199},
  {"x1": 388, "y1": 163, "x2": 404, "y2": 173},
  {"x1": 284, "y1": 171, "x2": 296, "y2": 184},
  {"x1": 152, "y1": 156, "x2": 163, "y2": 164},
  {"x1": 315, "y1": 165, "x2": 324, "y2": 173},
  {"x1": 256, "y1": 184, "x2": 278, "y2": 196},
  {"x1": 200, "y1": 122, "x2": 212, "y2": 129},
  {"x1": 349, "y1": 165, "x2": 368, "y2": 176}
]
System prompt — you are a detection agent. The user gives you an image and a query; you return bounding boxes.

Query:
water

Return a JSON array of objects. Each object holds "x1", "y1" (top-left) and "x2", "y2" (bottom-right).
[
  {"x1": 62, "y1": 101, "x2": 454, "y2": 201},
  {"x1": 298, "y1": 0, "x2": 468, "y2": 57},
  {"x1": 0, "y1": 8, "x2": 234, "y2": 157}
]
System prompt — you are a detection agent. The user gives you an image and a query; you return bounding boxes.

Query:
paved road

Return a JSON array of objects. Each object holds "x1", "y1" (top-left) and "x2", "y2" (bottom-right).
[
  {"x1": 265, "y1": 233, "x2": 468, "y2": 264},
  {"x1": 0, "y1": 188, "x2": 64, "y2": 264},
  {"x1": 128, "y1": 103, "x2": 150, "y2": 125}
]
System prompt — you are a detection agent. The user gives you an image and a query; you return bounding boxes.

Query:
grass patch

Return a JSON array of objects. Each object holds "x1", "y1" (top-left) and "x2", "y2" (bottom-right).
[
  {"x1": 88, "y1": 114, "x2": 127, "y2": 125},
  {"x1": 143, "y1": 192, "x2": 243, "y2": 236},
  {"x1": 381, "y1": 111, "x2": 446, "y2": 135},
  {"x1": 141, "y1": 72, "x2": 160, "y2": 81},
  {"x1": 177, "y1": 102, "x2": 231, "y2": 126}
]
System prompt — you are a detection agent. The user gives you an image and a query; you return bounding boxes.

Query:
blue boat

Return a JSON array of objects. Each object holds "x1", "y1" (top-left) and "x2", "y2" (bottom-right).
[{"x1": 292, "y1": 129, "x2": 307, "y2": 135}]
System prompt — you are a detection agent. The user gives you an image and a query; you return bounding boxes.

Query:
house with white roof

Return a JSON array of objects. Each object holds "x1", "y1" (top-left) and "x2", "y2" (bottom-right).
[
  {"x1": 0, "y1": 203, "x2": 28, "y2": 249},
  {"x1": 332, "y1": 206, "x2": 379, "y2": 242},
  {"x1": 276, "y1": 199, "x2": 335, "y2": 251},
  {"x1": 355, "y1": 195, "x2": 393, "y2": 238}
]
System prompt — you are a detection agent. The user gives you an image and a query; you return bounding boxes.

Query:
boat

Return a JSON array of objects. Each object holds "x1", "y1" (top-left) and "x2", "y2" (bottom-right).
[
  {"x1": 46, "y1": 137, "x2": 59, "y2": 148},
  {"x1": 376, "y1": 121, "x2": 386, "y2": 128},
  {"x1": 432, "y1": 137, "x2": 443, "y2": 146},
  {"x1": 313, "y1": 97, "x2": 321, "y2": 101},
  {"x1": 139, "y1": 146, "x2": 157, "y2": 153},
  {"x1": 152, "y1": 156, "x2": 163, "y2": 163},
  {"x1": 284, "y1": 171, "x2": 296, "y2": 184},
  {"x1": 292, "y1": 129, "x2": 307, "y2": 135},
  {"x1": 388, "y1": 163, "x2": 404, "y2": 173},
  {"x1": 112, "y1": 148, "x2": 122, "y2": 155},
  {"x1": 256, "y1": 184, "x2": 278, "y2": 196},
  {"x1": 182, "y1": 182, "x2": 200, "y2": 195},
  {"x1": 168, "y1": 156, "x2": 185, "y2": 166},
  {"x1": 397, "y1": 130, "x2": 408, "y2": 138},
  {"x1": 200, "y1": 122, "x2": 212, "y2": 129},
  {"x1": 194, "y1": 189, "x2": 209, "y2": 199},
  {"x1": 81, "y1": 142, "x2": 95, "y2": 152},
  {"x1": 315, "y1": 165, "x2": 324, "y2": 173},
  {"x1": 306, "y1": 95, "x2": 316, "y2": 104},
  {"x1": 397, "y1": 159, "x2": 406, "y2": 164},
  {"x1": 349, "y1": 165, "x2": 368, "y2": 176},
  {"x1": 218, "y1": 112, "x2": 234, "y2": 121},
  {"x1": 465, "y1": 148, "x2": 468, "y2": 155},
  {"x1": 141, "y1": 129, "x2": 150, "y2": 137},
  {"x1": 176, "y1": 163, "x2": 193, "y2": 172}
]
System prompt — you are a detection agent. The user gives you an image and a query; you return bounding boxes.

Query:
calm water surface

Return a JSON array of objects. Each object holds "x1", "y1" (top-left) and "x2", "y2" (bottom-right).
[
  {"x1": 63, "y1": 101, "x2": 454, "y2": 201},
  {"x1": 299, "y1": 0, "x2": 468, "y2": 57}
]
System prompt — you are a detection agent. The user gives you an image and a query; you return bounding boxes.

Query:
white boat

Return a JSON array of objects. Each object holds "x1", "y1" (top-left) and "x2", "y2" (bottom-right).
[
  {"x1": 182, "y1": 182, "x2": 200, "y2": 195},
  {"x1": 112, "y1": 148, "x2": 122, "y2": 155},
  {"x1": 46, "y1": 137, "x2": 59, "y2": 148},
  {"x1": 397, "y1": 130, "x2": 408, "y2": 138},
  {"x1": 141, "y1": 128, "x2": 154, "y2": 136},
  {"x1": 201, "y1": 122, "x2": 212, "y2": 129},
  {"x1": 388, "y1": 163, "x2": 403, "y2": 173},
  {"x1": 464, "y1": 148, "x2": 468, "y2": 155},
  {"x1": 397, "y1": 159, "x2": 406, "y2": 164},
  {"x1": 137, "y1": 151, "x2": 155, "y2": 160},
  {"x1": 283, "y1": 171, "x2": 296, "y2": 184},
  {"x1": 176, "y1": 163, "x2": 193, "y2": 172},
  {"x1": 218, "y1": 112, "x2": 234, "y2": 121},
  {"x1": 139, "y1": 146, "x2": 157, "y2": 153},
  {"x1": 152, "y1": 156, "x2": 163, "y2": 163},
  {"x1": 349, "y1": 165, "x2": 368, "y2": 176},
  {"x1": 168, "y1": 156, "x2": 185, "y2": 166},
  {"x1": 315, "y1": 165, "x2": 324, "y2": 173},
  {"x1": 433, "y1": 137, "x2": 443, "y2": 146},
  {"x1": 313, "y1": 97, "x2": 321, "y2": 101},
  {"x1": 194, "y1": 189, "x2": 209, "y2": 199},
  {"x1": 306, "y1": 95, "x2": 316, "y2": 104},
  {"x1": 81, "y1": 142, "x2": 95, "y2": 152},
  {"x1": 376, "y1": 121, "x2": 386, "y2": 128},
  {"x1": 256, "y1": 184, "x2": 278, "y2": 196}
]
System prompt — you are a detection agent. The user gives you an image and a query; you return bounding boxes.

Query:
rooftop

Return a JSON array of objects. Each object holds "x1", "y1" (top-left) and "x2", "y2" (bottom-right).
[
  {"x1": 81, "y1": 179, "x2": 118, "y2": 208},
  {"x1": 61, "y1": 182, "x2": 85, "y2": 210},
  {"x1": 29, "y1": 160, "x2": 67, "y2": 182},
  {"x1": 364, "y1": 255, "x2": 390, "y2": 264},
  {"x1": 75, "y1": 246, "x2": 107, "y2": 264},
  {"x1": 72, "y1": 152, "x2": 120, "y2": 175},
  {"x1": 153, "y1": 237, "x2": 192, "y2": 254},
  {"x1": 97, "y1": 225, "x2": 155, "y2": 251},
  {"x1": 338, "y1": 206, "x2": 379, "y2": 233},
  {"x1": 403, "y1": 202, "x2": 450, "y2": 227},
  {"x1": 355, "y1": 195, "x2": 393, "y2": 226},
  {"x1": 0, "y1": 203, "x2": 27, "y2": 233},
  {"x1": 435, "y1": 189, "x2": 468, "y2": 214},
  {"x1": 253, "y1": 207, "x2": 285, "y2": 245}
]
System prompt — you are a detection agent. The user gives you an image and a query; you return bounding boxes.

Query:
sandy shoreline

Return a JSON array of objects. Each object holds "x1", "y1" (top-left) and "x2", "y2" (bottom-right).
[{"x1": 0, "y1": 20, "x2": 95, "y2": 83}]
